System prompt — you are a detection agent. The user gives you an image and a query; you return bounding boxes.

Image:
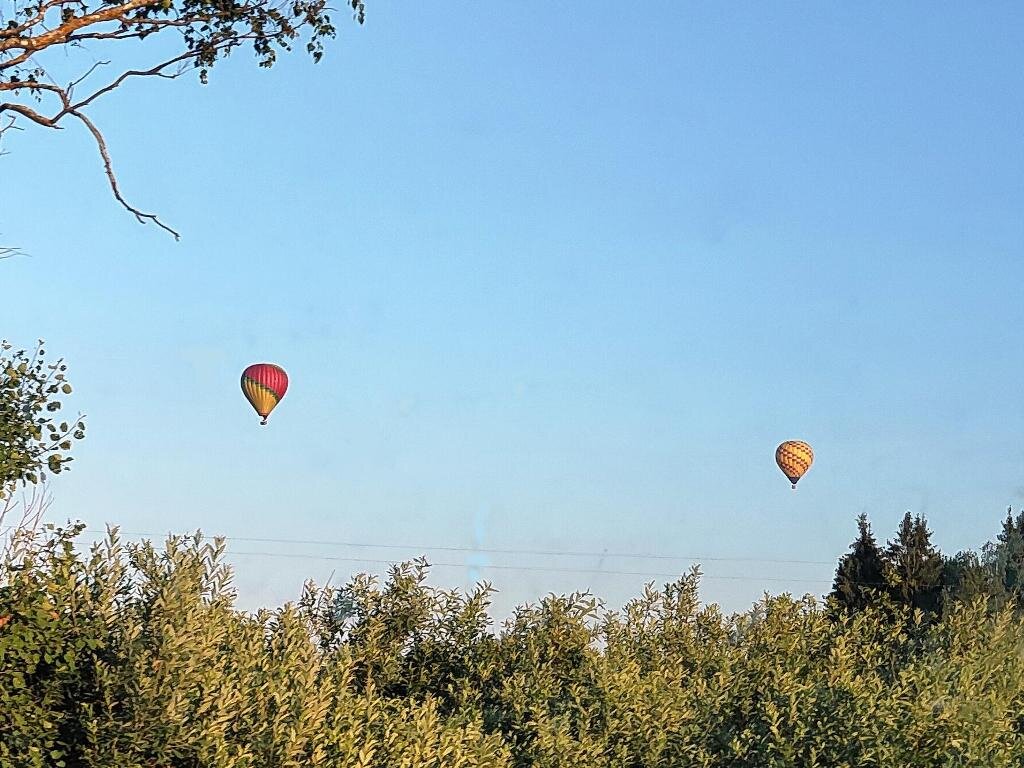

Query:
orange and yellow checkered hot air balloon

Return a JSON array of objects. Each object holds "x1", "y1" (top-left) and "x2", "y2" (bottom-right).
[
  {"x1": 776, "y1": 440, "x2": 813, "y2": 490},
  {"x1": 241, "y1": 363, "x2": 288, "y2": 425}
]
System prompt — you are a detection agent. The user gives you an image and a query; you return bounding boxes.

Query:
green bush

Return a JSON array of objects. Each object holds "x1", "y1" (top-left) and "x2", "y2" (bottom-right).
[{"x1": 3, "y1": 524, "x2": 1024, "y2": 767}]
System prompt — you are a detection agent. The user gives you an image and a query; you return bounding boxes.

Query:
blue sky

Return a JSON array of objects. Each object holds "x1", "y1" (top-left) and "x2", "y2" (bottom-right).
[{"x1": 3, "y1": 2, "x2": 1023, "y2": 618}]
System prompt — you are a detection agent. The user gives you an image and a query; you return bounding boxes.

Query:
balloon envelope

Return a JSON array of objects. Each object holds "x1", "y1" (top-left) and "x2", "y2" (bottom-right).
[
  {"x1": 776, "y1": 440, "x2": 813, "y2": 489},
  {"x1": 241, "y1": 363, "x2": 288, "y2": 424}
]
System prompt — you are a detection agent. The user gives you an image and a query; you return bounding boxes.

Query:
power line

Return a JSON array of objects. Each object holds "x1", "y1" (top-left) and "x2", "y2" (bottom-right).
[
  {"x1": 3, "y1": 525, "x2": 903, "y2": 587},
  {"x1": 3, "y1": 525, "x2": 846, "y2": 583},
  {"x1": 224, "y1": 549, "x2": 836, "y2": 584},
  {"x1": 61, "y1": 527, "x2": 837, "y2": 567},
  {"x1": 0, "y1": 528, "x2": 968, "y2": 590}
]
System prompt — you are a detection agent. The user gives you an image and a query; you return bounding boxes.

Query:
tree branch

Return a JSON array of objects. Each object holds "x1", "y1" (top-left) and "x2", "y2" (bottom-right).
[
  {"x1": 0, "y1": 101, "x2": 61, "y2": 127},
  {"x1": 0, "y1": 0, "x2": 155, "y2": 56},
  {"x1": 0, "y1": 0, "x2": 358, "y2": 240},
  {"x1": 0, "y1": 113, "x2": 22, "y2": 153},
  {"x1": 68, "y1": 58, "x2": 111, "y2": 95},
  {"x1": 68, "y1": 107, "x2": 180, "y2": 239},
  {"x1": 62, "y1": 51, "x2": 191, "y2": 115},
  {"x1": 0, "y1": 0, "x2": 82, "y2": 41}
]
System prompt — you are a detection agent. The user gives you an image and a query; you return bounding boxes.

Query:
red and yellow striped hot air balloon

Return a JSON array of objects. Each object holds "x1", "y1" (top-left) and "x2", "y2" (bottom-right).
[
  {"x1": 776, "y1": 440, "x2": 813, "y2": 490},
  {"x1": 241, "y1": 363, "x2": 288, "y2": 425}
]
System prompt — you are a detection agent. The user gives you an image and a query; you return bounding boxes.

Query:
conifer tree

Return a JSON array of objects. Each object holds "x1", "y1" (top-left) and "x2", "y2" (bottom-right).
[
  {"x1": 974, "y1": 507, "x2": 1024, "y2": 610},
  {"x1": 941, "y1": 550, "x2": 995, "y2": 608},
  {"x1": 883, "y1": 512, "x2": 945, "y2": 616},
  {"x1": 830, "y1": 513, "x2": 886, "y2": 612},
  {"x1": 996, "y1": 508, "x2": 1024, "y2": 599}
]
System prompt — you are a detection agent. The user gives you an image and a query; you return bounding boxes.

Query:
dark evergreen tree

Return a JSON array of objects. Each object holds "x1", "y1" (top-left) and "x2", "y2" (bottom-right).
[
  {"x1": 977, "y1": 507, "x2": 1024, "y2": 609},
  {"x1": 830, "y1": 513, "x2": 886, "y2": 612},
  {"x1": 883, "y1": 512, "x2": 944, "y2": 616},
  {"x1": 998, "y1": 508, "x2": 1024, "y2": 597},
  {"x1": 941, "y1": 550, "x2": 995, "y2": 609}
]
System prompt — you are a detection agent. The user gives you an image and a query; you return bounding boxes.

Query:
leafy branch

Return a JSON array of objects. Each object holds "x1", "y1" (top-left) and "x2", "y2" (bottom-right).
[{"x1": 0, "y1": 0, "x2": 366, "y2": 238}]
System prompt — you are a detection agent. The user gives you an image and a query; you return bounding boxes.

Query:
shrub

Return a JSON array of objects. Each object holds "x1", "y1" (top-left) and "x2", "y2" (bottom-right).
[{"x1": 3, "y1": 524, "x2": 1024, "y2": 767}]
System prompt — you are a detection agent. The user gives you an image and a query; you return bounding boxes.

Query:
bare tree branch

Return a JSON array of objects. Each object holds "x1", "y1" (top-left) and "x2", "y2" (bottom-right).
[
  {"x1": 70, "y1": 107, "x2": 181, "y2": 238},
  {"x1": 63, "y1": 50, "x2": 193, "y2": 114},
  {"x1": 68, "y1": 58, "x2": 110, "y2": 95},
  {"x1": 0, "y1": 113, "x2": 21, "y2": 154},
  {"x1": 0, "y1": 100, "x2": 61, "y2": 127}
]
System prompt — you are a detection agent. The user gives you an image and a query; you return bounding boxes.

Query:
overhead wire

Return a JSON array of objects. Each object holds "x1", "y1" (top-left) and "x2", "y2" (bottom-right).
[
  {"x1": 224, "y1": 549, "x2": 838, "y2": 584},
  {"x1": 4, "y1": 525, "x2": 895, "y2": 585},
  {"x1": 59, "y1": 527, "x2": 837, "y2": 566},
  {"x1": 2, "y1": 525, "x2": 933, "y2": 588},
  {"x1": 0, "y1": 525, "x2": 849, "y2": 585}
]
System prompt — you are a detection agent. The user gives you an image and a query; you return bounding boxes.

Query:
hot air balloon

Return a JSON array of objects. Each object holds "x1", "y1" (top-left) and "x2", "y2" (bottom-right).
[
  {"x1": 241, "y1": 363, "x2": 288, "y2": 425},
  {"x1": 776, "y1": 440, "x2": 813, "y2": 489}
]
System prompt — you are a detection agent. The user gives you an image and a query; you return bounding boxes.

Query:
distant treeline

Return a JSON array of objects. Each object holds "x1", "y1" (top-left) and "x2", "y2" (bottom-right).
[
  {"x1": 3, "y1": 517, "x2": 1024, "y2": 768},
  {"x1": 830, "y1": 508, "x2": 1024, "y2": 618}
]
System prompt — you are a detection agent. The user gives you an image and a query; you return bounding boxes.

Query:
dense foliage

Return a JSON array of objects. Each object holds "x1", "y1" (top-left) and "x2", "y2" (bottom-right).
[{"x1": 3, "y1": 522, "x2": 1024, "y2": 768}]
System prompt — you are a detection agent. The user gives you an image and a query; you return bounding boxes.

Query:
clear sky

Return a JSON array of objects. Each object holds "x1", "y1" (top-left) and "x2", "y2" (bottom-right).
[{"x1": 3, "y1": 2, "x2": 1023, "y2": 619}]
